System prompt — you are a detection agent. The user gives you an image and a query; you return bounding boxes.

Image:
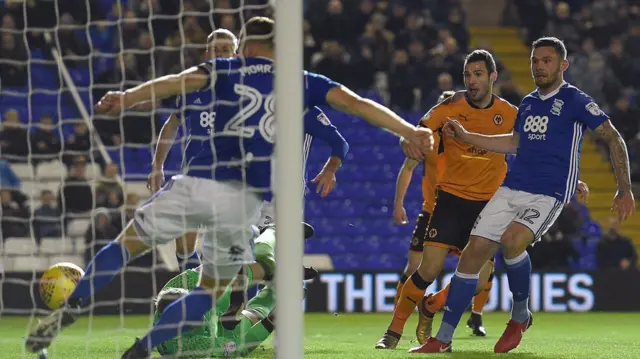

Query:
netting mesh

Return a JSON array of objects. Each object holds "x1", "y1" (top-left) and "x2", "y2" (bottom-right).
[{"x1": 0, "y1": 0, "x2": 275, "y2": 357}]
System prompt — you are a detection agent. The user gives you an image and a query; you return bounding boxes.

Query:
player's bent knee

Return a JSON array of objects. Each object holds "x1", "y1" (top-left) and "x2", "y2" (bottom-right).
[
  {"x1": 457, "y1": 236, "x2": 498, "y2": 274},
  {"x1": 116, "y1": 221, "x2": 151, "y2": 258},
  {"x1": 500, "y1": 223, "x2": 534, "y2": 257},
  {"x1": 418, "y1": 246, "x2": 449, "y2": 280},
  {"x1": 155, "y1": 288, "x2": 189, "y2": 313},
  {"x1": 175, "y1": 232, "x2": 198, "y2": 255}
]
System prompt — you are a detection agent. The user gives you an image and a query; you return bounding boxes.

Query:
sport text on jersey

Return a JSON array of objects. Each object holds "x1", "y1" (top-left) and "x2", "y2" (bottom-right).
[
  {"x1": 237, "y1": 63, "x2": 274, "y2": 76},
  {"x1": 522, "y1": 98, "x2": 563, "y2": 141}
]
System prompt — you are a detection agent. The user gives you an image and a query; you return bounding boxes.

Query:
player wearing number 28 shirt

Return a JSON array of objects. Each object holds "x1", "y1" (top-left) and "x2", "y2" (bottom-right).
[
  {"x1": 23, "y1": 17, "x2": 434, "y2": 358},
  {"x1": 412, "y1": 37, "x2": 635, "y2": 355}
]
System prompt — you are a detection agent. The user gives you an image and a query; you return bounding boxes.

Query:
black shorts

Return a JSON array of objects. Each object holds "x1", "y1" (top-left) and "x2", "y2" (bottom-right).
[
  {"x1": 410, "y1": 211, "x2": 431, "y2": 252},
  {"x1": 423, "y1": 190, "x2": 488, "y2": 254}
]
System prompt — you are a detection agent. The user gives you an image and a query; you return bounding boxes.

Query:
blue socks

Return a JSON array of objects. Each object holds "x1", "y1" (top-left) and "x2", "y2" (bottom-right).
[
  {"x1": 435, "y1": 272, "x2": 479, "y2": 343},
  {"x1": 139, "y1": 287, "x2": 214, "y2": 352},
  {"x1": 505, "y1": 251, "x2": 532, "y2": 323},
  {"x1": 176, "y1": 251, "x2": 201, "y2": 271},
  {"x1": 69, "y1": 241, "x2": 130, "y2": 305}
]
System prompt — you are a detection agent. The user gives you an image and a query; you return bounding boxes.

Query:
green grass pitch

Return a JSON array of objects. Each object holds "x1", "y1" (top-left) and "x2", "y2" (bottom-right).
[{"x1": 1, "y1": 312, "x2": 639, "y2": 358}]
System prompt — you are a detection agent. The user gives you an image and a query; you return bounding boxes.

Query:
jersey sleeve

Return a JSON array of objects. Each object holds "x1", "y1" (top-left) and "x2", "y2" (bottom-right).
[
  {"x1": 418, "y1": 104, "x2": 448, "y2": 131},
  {"x1": 196, "y1": 58, "x2": 227, "y2": 90},
  {"x1": 574, "y1": 92, "x2": 609, "y2": 130},
  {"x1": 304, "y1": 71, "x2": 341, "y2": 107},
  {"x1": 304, "y1": 107, "x2": 349, "y2": 161}
]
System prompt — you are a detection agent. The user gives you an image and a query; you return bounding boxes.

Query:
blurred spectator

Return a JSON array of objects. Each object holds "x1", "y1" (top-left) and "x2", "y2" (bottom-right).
[
  {"x1": 0, "y1": 159, "x2": 21, "y2": 189},
  {"x1": 33, "y1": 189, "x2": 62, "y2": 243},
  {"x1": 96, "y1": 163, "x2": 124, "y2": 208},
  {"x1": 0, "y1": 31, "x2": 28, "y2": 86},
  {"x1": 84, "y1": 207, "x2": 120, "y2": 265},
  {"x1": 388, "y1": 49, "x2": 416, "y2": 112},
  {"x1": 625, "y1": 22, "x2": 640, "y2": 59},
  {"x1": 58, "y1": 157, "x2": 94, "y2": 216},
  {"x1": 63, "y1": 122, "x2": 94, "y2": 166},
  {"x1": 359, "y1": 15, "x2": 394, "y2": 71},
  {"x1": 544, "y1": 2, "x2": 581, "y2": 54},
  {"x1": 607, "y1": 37, "x2": 636, "y2": 89},
  {"x1": 313, "y1": 40, "x2": 351, "y2": 87},
  {"x1": 0, "y1": 109, "x2": 29, "y2": 162},
  {"x1": 572, "y1": 52, "x2": 621, "y2": 110},
  {"x1": 597, "y1": 216, "x2": 638, "y2": 270},
  {"x1": 424, "y1": 73, "x2": 454, "y2": 110},
  {"x1": 497, "y1": 73, "x2": 525, "y2": 106},
  {"x1": 528, "y1": 225, "x2": 580, "y2": 270},
  {"x1": 55, "y1": 13, "x2": 90, "y2": 68},
  {"x1": 1, "y1": 188, "x2": 29, "y2": 238},
  {"x1": 31, "y1": 115, "x2": 63, "y2": 163},
  {"x1": 446, "y1": 7, "x2": 470, "y2": 53},
  {"x1": 610, "y1": 97, "x2": 640, "y2": 142}
]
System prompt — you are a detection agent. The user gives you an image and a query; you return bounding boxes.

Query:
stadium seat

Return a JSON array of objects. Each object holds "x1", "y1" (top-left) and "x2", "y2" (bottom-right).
[
  {"x1": 67, "y1": 219, "x2": 91, "y2": 238},
  {"x1": 10, "y1": 163, "x2": 35, "y2": 180},
  {"x1": 2, "y1": 238, "x2": 38, "y2": 255},
  {"x1": 49, "y1": 255, "x2": 85, "y2": 268},
  {"x1": 40, "y1": 237, "x2": 75, "y2": 255},
  {"x1": 36, "y1": 161, "x2": 66, "y2": 180},
  {"x1": 12, "y1": 256, "x2": 49, "y2": 272}
]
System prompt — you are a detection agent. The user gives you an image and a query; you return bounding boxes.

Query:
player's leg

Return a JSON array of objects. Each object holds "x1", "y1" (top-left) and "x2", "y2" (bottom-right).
[
  {"x1": 25, "y1": 177, "x2": 194, "y2": 353},
  {"x1": 411, "y1": 187, "x2": 516, "y2": 353},
  {"x1": 377, "y1": 192, "x2": 463, "y2": 349},
  {"x1": 418, "y1": 256, "x2": 494, "y2": 341},
  {"x1": 395, "y1": 211, "x2": 430, "y2": 306},
  {"x1": 123, "y1": 179, "x2": 263, "y2": 358},
  {"x1": 466, "y1": 261, "x2": 494, "y2": 336},
  {"x1": 175, "y1": 231, "x2": 201, "y2": 271},
  {"x1": 494, "y1": 193, "x2": 562, "y2": 353}
]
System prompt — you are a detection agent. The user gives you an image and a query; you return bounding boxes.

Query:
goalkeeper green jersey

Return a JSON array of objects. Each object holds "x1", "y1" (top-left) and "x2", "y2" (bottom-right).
[{"x1": 154, "y1": 267, "x2": 274, "y2": 358}]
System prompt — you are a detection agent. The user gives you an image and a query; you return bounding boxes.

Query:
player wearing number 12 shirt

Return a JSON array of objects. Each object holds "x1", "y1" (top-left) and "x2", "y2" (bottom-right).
[
  {"x1": 24, "y1": 16, "x2": 435, "y2": 358},
  {"x1": 413, "y1": 37, "x2": 635, "y2": 354}
]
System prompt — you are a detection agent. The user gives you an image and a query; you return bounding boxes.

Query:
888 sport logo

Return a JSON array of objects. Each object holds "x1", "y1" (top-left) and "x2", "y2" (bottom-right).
[{"x1": 523, "y1": 115, "x2": 548, "y2": 140}]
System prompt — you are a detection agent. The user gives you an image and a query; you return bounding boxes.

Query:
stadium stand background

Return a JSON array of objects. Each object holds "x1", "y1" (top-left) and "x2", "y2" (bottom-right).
[{"x1": 0, "y1": 0, "x2": 637, "y2": 274}]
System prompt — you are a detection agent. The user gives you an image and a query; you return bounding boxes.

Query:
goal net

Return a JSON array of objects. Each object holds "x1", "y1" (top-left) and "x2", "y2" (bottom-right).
[{"x1": 0, "y1": 0, "x2": 304, "y2": 357}]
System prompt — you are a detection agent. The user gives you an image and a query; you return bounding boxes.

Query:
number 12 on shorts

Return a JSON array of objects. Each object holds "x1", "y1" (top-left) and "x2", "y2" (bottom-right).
[{"x1": 518, "y1": 208, "x2": 540, "y2": 225}]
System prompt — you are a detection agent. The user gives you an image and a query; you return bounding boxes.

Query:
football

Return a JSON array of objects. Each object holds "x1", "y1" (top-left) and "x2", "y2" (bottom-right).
[{"x1": 39, "y1": 262, "x2": 85, "y2": 310}]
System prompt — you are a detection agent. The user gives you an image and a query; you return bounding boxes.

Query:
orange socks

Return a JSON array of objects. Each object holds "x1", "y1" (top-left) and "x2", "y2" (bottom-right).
[
  {"x1": 394, "y1": 274, "x2": 409, "y2": 306},
  {"x1": 472, "y1": 279, "x2": 492, "y2": 314},
  {"x1": 388, "y1": 272, "x2": 431, "y2": 335},
  {"x1": 424, "y1": 282, "x2": 450, "y2": 313}
]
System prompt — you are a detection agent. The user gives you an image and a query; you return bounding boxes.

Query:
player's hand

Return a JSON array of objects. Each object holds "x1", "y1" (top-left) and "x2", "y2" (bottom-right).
[
  {"x1": 147, "y1": 168, "x2": 165, "y2": 193},
  {"x1": 393, "y1": 205, "x2": 408, "y2": 225},
  {"x1": 311, "y1": 168, "x2": 337, "y2": 197},
  {"x1": 403, "y1": 127, "x2": 434, "y2": 160},
  {"x1": 443, "y1": 118, "x2": 467, "y2": 140},
  {"x1": 400, "y1": 137, "x2": 424, "y2": 160},
  {"x1": 576, "y1": 180, "x2": 590, "y2": 203},
  {"x1": 611, "y1": 189, "x2": 636, "y2": 222},
  {"x1": 95, "y1": 91, "x2": 127, "y2": 115}
]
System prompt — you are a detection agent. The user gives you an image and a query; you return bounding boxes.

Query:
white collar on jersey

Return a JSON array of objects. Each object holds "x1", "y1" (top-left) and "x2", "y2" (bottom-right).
[
  {"x1": 253, "y1": 56, "x2": 274, "y2": 62},
  {"x1": 536, "y1": 81, "x2": 567, "y2": 101}
]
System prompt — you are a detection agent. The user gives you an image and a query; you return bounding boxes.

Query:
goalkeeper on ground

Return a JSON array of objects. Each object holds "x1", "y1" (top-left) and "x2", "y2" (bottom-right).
[{"x1": 153, "y1": 223, "x2": 315, "y2": 358}]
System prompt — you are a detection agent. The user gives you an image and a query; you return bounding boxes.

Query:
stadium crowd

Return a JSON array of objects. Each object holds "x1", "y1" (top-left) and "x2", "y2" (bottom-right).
[{"x1": 0, "y1": 0, "x2": 637, "y2": 271}]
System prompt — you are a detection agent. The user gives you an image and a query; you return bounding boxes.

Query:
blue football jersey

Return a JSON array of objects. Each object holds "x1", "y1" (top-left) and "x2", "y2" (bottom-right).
[
  {"x1": 173, "y1": 57, "x2": 340, "y2": 201},
  {"x1": 503, "y1": 82, "x2": 608, "y2": 203},
  {"x1": 302, "y1": 106, "x2": 349, "y2": 190}
]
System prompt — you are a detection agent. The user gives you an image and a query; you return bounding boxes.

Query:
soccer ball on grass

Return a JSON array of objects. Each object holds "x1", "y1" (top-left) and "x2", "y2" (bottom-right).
[{"x1": 39, "y1": 262, "x2": 84, "y2": 310}]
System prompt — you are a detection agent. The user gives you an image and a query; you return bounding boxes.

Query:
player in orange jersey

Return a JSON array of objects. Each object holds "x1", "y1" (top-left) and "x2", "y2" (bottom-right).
[
  {"x1": 376, "y1": 50, "x2": 518, "y2": 350},
  {"x1": 391, "y1": 90, "x2": 492, "y2": 338}
]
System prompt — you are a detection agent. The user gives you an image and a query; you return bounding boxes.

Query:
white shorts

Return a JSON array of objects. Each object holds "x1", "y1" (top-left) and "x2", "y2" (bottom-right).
[
  {"x1": 471, "y1": 186, "x2": 564, "y2": 243},
  {"x1": 133, "y1": 175, "x2": 263, "y2": 277}
]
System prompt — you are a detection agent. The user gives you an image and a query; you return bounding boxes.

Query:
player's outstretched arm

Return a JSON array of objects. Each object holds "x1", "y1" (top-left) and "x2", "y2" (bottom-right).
[
  {"x1": 325, "y1": 85, "x2": 433, "y2": 153},
  {"x1": 393, "y1": 158, "x2": 419, "y2": 225},
  {"x1": 148, "y1": 114, "x2": 181, "y2": 193},
  {"x1": 593, "y1": 120, "x2": 635, "y2": 221},
  {"x1": 444, "y1": 118, "x2": 519, "y2": 154},
  {"x1": 95, "y1": 67, "x2": 208, "y2": 115},
  {"x1": 312, "y1": 156, "x2": 342, "y2": 197}
]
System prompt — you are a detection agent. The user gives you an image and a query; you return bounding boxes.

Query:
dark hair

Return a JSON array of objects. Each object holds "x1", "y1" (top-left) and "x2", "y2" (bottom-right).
[
  {"x1": 241, "y1": 16, "x2": 274, "y2": 46},
  {"x1": 532, "y1": 37, "x2": 567, "y2": 59},
  {"x1": 464, "y1": 50, "x2": 497, "y2": 74}
]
